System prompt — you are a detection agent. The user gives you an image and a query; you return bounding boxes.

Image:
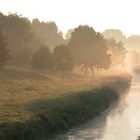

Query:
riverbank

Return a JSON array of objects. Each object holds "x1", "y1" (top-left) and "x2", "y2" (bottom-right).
[{"x1": 0, "y1": 69, "x2": 132, "y2": 140}]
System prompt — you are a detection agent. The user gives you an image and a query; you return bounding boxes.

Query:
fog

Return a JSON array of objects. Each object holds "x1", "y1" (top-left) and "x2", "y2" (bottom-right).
[
  {"x1": 0, "y1": 12, "x2": 139, "y2": 73},
  {"x1": 0, "y1": 9, "x2": 140, "y2": 140}
]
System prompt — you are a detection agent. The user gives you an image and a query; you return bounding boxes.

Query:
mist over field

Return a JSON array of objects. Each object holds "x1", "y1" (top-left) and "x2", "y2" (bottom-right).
[{"x1": 0, "y1": 0, "x2": 140, "y2": 139}]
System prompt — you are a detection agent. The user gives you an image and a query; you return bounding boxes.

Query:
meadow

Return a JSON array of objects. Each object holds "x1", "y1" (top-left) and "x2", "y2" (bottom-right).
[{"x1": 0, "y1": 68, "x2": 131, "y2": 140}]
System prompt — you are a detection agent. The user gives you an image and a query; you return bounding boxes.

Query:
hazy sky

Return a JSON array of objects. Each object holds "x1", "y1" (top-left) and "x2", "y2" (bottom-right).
[{"x1": 0, "y1": 0, "x2": 140, "y2": 36}]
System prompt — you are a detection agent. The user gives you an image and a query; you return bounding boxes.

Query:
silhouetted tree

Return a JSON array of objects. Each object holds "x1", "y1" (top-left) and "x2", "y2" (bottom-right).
[
  {"x1": 53, "y1": 45, "x2": 74, "y2": 72},
  {"x1": 96, "y1": 54, "x2": 111, "y2": 71},
  {"x1": 0, "y1": 13, "x2": 33, "y2": 66},
  {"x1": 0, "y1": 12, "x2": 66, "y2": 67},
  {"x1": 0, "y1": 27, "x2": 11, "y2": 68},
  {"x1": 68, "y1": 25, "x2": 111, "y2": 76},
  {"x1": 107, "y1": 39, "x2": 127, "y2": 67},
  {"x1": 31, "y1": 44, "x2": 54, "y2": 71}
]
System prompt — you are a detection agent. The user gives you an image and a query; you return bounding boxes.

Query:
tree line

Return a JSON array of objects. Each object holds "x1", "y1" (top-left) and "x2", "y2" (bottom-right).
[
  {"x1": 0, "y1": 12, "x2": 129, "y2": 76},
  {"x1": 0, "y1": 12, "x2": 65, "y2": 66}
]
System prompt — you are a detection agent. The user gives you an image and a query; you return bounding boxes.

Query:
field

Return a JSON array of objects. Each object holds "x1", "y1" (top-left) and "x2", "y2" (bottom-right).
[{"x1": 0, "y1": 68, "x2": 132, "y2": 140}]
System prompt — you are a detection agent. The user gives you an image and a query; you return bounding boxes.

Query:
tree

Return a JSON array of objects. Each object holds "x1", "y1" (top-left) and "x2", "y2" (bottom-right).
[
  {"x1": 53, "y1": 45, "x2": 74, "y2": 72},
  {"x1": 0, "y1": 27, "x2": 11, "y2": 68},
  {"x1": 31, "y1": 44, "x2": 54, "y2": 71},
  {"x1": 0, "y1": 12, "x2": 66, "y2": 67},
  {"x1": 102, "y1": 29, "x2": 126, "y2": 42},
  {"x1": 65, "y1": 29, "x2": 74, "y2": 41},
  {"x1": 107, "y1": 39, "x2": 127, "y2": 67},
  {"x1": 68, "y1": 25, "x2": 111, "y2": 76},
  {"x1": 0, "y1": 13, "x2": 33, "y2": 66},
  {"x1": 31, "y1": 20, "x2": 66, "y2": 49}
]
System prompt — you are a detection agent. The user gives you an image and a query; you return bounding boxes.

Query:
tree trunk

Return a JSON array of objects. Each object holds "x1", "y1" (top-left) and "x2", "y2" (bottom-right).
[{"x1": 90, "y1": 66, "x2": 94, "y2": 77}]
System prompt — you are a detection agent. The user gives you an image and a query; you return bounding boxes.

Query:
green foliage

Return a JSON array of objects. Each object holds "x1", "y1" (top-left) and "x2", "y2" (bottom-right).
[
  {"x1": 53, "y1": 45, "x2": 74, "y2": 71},
  {"x1": 0, "y1": 27, "x2": 11, "y2": 67},
  {"x1": 31, "y1": 44, "x2": 54, "y2": 71},
  {"x1": 0, "y1": 122, "x2": 33, "y2": 140}
]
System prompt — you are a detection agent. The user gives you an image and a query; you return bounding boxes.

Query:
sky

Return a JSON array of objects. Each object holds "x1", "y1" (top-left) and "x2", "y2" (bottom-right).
[{"x1": 0, "y1": 0, "x2": 140, "y2": 36}]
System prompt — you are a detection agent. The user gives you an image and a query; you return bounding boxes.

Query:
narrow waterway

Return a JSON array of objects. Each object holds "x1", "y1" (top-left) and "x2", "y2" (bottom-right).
[{"x1": 53, "y1": 75, "x2": 140, "y2": 140}]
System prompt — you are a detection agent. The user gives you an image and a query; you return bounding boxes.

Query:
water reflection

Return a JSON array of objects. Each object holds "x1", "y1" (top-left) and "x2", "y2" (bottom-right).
[
  {"x1": 52, "y1": 79, "x2": 140, "y2": 140},
  {"x1": 52, "y1": 97, "x2": 128, "y2": 140}
]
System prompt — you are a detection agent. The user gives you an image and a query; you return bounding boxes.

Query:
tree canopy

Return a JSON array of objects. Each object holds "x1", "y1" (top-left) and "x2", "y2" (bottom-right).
[
  {"x1": 0, "y1": 13, "x2": 66, "y2": 66},
  {"x1": 0, "y1": 12, "x2": 130, "y2": 76},
  {"x1": 68, "y1": 25, "x2": 111, "y2": 71},
  {"x1": 32, "y1": 19, "x2": 66, "y2": 49},
  {"x1": 102, "y1": 29, "x2": 126, "y2": 42},
  {"x1": 107, "y1": 39, "x2": 127, "y2": 67},
  {"x1": 31, "y1": 44, "x2": 54, "y2": 71},
  {"x1": 53, "y1": 45, "x2": 74, "y2": 72}
]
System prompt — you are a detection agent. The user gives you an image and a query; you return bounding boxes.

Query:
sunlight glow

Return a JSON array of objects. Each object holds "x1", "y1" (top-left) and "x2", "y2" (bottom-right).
[{"x1": 0, "y1": 0, "x2": 140, "y2": 36}]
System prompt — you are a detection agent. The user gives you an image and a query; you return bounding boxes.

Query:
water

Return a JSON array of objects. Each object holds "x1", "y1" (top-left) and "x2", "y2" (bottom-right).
[{"x1": 53, "y1": 76, "x2": 140, "y2": 140}]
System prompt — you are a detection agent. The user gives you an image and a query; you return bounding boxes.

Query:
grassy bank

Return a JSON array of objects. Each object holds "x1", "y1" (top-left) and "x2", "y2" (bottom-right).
[{"x1": 0, "y1": 68, "x2": 131, "y2": 140}]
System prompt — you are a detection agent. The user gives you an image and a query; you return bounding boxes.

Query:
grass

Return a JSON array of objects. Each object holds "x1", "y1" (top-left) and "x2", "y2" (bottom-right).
[{"x1": 0, "y1": 68, "x2": 132, "y2": 140}]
